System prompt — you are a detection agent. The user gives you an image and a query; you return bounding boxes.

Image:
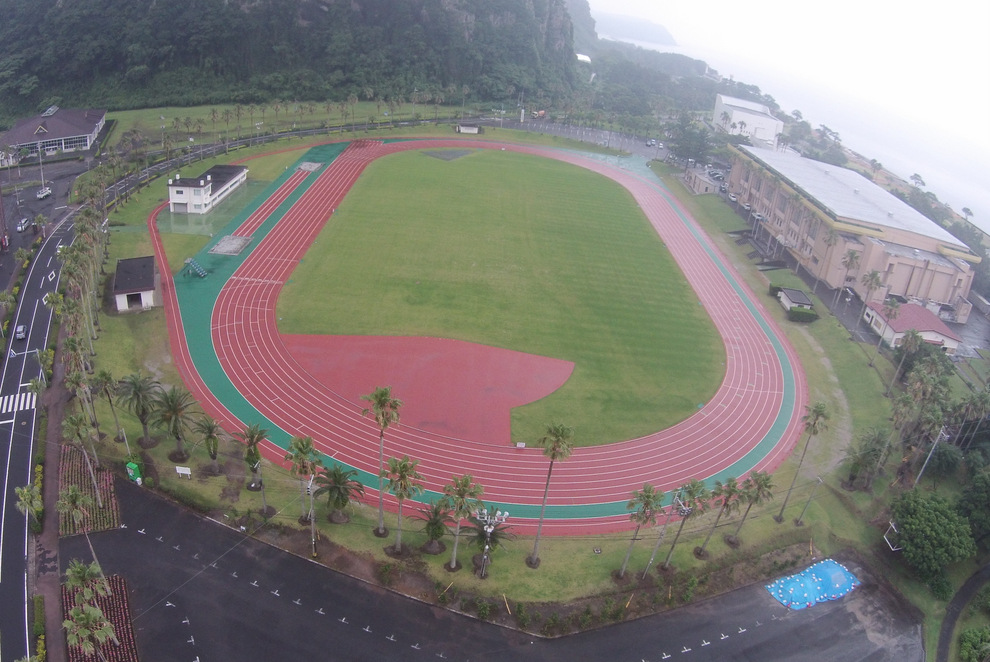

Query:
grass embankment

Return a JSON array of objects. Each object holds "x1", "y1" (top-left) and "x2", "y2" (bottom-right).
[{"x1": 70, "y1": 131, "x2": 982, "y2": 656}]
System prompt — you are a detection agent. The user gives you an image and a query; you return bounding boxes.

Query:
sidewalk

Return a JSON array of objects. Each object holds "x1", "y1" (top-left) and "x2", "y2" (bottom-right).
[{"x1": 30, "y1": 343, "x2": 68, "y2": 662}]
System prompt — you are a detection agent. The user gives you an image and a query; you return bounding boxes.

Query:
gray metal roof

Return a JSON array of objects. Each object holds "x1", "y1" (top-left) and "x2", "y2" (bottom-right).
[{"x1": 741, "y1": 146, "x2": 967, "y2": 249}]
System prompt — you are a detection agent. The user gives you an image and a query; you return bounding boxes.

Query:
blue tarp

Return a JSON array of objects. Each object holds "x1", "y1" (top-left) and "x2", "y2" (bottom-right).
[{"x1": 766, "y1": 559, "x2": 860, "y2": 610}]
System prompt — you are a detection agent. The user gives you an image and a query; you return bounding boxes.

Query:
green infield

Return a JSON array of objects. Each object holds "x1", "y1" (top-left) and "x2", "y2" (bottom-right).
[{"x1": 277, "y1": 147, "x2": 724, "y2": 445}]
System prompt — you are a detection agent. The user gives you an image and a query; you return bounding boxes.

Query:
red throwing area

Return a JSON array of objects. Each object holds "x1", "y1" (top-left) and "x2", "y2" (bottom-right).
[{"x1": 282, "y1": 334, "x2": 573, "y2": 444}]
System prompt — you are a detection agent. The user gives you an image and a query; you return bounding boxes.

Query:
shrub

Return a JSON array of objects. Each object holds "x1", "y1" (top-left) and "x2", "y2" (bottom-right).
[
  {"x1": 36, "y1": 633, "x2": 46, "y2": 662},
  {"x1": 376, "y1": 562, "x2": 396, "y2": 586},
  {"x1": 786, "y1": 307, "x2": 819, "y2": 323},
  {"x1": 768, "y1": 283, "x2": 782, "y2": 297},
  {"x1": 541, "y1": 612, "x2": 561, "y2": 636},
  {"x1": 514, "y1": 602, "x2": 530, "y2": 629},
  {"x1": 33, "y1": 594, "x2": 45, "y2": 638},
  {"x1": 475, "y1": 599, "x2": 492, "y2": 621},
  {"x1": 681, "y1": 576, "x2": 699, "y2": 603}
]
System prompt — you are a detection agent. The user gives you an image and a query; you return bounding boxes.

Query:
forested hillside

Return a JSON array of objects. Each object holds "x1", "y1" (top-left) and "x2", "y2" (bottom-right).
[{"x1": 0, "y1": 0, "x2": 577, "y2": 120}]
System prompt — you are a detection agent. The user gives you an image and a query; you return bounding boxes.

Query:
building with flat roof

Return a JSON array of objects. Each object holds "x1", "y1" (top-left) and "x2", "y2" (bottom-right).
[
  {"x1": 712, "y1": 94, "x2": 784, "y2": 148},
  {"x1": 167, "y1": 165, "x2": 249, "y2": 214},
  {"x1": 0, "y1": 106, "x2": 106, "y2": 165},
  {"x1": 728, "y1": 145, "x2": 980, "y2": 323}
]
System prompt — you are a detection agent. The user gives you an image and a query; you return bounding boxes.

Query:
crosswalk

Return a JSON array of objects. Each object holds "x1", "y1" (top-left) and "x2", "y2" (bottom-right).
[{"x1": 0, "y1": 392, "x2": 37, "y2": 415}]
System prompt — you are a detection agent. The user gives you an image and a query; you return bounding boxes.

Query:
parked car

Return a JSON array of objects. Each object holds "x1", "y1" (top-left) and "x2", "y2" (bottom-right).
[
  {"x1": 728, "y1": 193, "x2": 738, "y2": 202},
  {"x1": 742, "y1": 203, "x2": 752, "y2": 212},
  {"x1": 36, "y1": 186, "x2": 51, "y2": 200},
  {"x1": 16, "y1": 217, "x2": 29, "y2": 232},
  {"x1": 14, "y1": 324, "x2": 27, "y2": 340}
]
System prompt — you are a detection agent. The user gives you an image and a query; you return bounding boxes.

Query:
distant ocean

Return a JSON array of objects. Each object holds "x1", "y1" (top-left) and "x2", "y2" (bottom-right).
[{"x1": 608, "y1": 37, "x2": 990, "y2": 235}]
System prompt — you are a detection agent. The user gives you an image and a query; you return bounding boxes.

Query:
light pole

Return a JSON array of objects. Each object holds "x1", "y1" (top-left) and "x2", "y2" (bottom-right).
[{"x1": 474, "y1": 507, "x2": 508, "y2": 579}]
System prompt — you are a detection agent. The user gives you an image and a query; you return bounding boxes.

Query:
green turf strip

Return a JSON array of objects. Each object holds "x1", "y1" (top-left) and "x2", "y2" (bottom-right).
[{"x1": 277, "y1": 148, "x2": 725, "y2": 446}]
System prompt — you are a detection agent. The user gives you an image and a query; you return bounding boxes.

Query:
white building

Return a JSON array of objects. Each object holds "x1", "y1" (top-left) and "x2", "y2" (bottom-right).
[
  {"x1": 712, "y1": 94, "x2": 784, "y2": 148},
  {"x1": 112, "y1": 256, "x2": 159, "y2": 312},
  {"x1": 167, "y1": 165, "x2": 249, "y2": 214}
]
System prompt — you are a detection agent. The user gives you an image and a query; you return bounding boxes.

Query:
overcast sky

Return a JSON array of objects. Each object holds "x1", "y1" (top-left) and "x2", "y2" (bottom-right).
[{"x1": 587, "y1": 0, "x2": 990, "y2": 227}]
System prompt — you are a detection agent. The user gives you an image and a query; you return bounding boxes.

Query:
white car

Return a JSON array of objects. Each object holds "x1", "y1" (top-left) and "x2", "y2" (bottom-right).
[
  {"x1": 16, "y1": 217, "x2": 29, "y2": 232},
  {"x1": 728, "y1": 193, "x2": 738, "y2": 202},
  {"x1": 14, "y1": 324, "x2": 27, "y2": 340},
  {"x1": 36, "y1": 187, "x2": 52, "y2": 200}
]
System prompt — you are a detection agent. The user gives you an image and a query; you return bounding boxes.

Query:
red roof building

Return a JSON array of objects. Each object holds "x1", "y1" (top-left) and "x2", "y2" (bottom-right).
[{"x1": 865, "y1": 301, "x2": 962, "y2": 354}]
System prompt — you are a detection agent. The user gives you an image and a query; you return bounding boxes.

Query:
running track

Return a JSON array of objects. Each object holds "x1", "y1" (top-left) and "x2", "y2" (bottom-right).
[{"x1": 150, "y1": 139, "x2": 807, "y2": 535}]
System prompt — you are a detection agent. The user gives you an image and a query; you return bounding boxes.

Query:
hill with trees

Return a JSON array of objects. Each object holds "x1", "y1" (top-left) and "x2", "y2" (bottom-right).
[{"x1": 0, "y1": 0, "x2": 578, "y2": 121}]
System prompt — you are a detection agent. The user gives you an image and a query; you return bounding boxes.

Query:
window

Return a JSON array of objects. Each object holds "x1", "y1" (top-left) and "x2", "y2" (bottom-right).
[{"x1": 174, "y1": 189, "x2": 184, "y2": 195}]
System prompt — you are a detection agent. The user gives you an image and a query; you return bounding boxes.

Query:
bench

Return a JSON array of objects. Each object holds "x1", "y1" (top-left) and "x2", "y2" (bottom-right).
[{"x1": 175, "y1": 466, "x2": 192, "y2": 479}]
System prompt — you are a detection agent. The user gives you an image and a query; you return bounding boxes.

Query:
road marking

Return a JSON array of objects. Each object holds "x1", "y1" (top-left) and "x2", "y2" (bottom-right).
[{"x1": 0, "y1": 392, "x2": 36, "y2": 414}]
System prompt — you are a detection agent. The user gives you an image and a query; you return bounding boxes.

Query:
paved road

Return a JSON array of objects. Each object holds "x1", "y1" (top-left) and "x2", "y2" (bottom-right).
[
  {"x1": 60, "y1": 477, "x2": 924, "y2": 662},
  {"x1": 0, "y1": 209, "x2": 76, "y2": 662}
]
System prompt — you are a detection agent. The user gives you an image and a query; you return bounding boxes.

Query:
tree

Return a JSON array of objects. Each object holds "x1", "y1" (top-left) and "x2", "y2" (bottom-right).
[
  {"x1": 833, "y1": 249, "x2": 860, "y2": 307},
  {"x1": 887, "y1": 329, "x2": 924, "y2": 396},
  {"x1": 92, "y1": 369, "x2": 128, "y2": 456},
  {"x1": 237, "y1": 423, "x2": 268, "y2": 490},
  {"x1": 729, "y1": 471, "x2": 774, "y2": 543},
  {"x1": 381, "y1": 455, "x2": 424, "y2": 553},
  {"x1": 117, "y1": 373, "x2": 160, "y2": 446},
  {"x1": 417, "y1": 501, "x2": 452, "y2": 555},
  {"x1": 910, "y1": 173, "x2": 926, "y2": 189},
  {"x1": 957, "y1": 472, "x2": 990, "y2": 545},
  {"x1": 814, "y1": 227, "x2": 839, "y2": 293},
  {"x1": 697, "y1": 477, "x2": 741, "y2": 557},
  {"x1": 926, "y1": 441, "x2": 962, "y2": 490},
  {"x1": 858, "y1": 270, "x2": 883, "y2": 324},
  {"x1": 62, "y1": 412, "x2": 103, "y2": 507},
  {"x1": 314, "y1": 464, "x2": 365, "y2": 523},
  {"x1": 56, "y1": 486, "x2": 104, "y2": 572},
  {"x1": 361, "y1": 386, "x2": 402, "y2": 537},
  {"x1": 619, "y1": 483, "x2": 662, "y2": 578},
  {"x1": 63, "y1": 602, "x2": 118, "y2": 662},
  {"x1": 440, "y1": 474, "x2": 484, "y2": 571},
  {"x1": 192, "y1": 415, "x2": 224, "y2": 475},
  {"x1": 64, "y1": 558, "x2": 109, "y2": 606},
  {"x1": 284, "y1": 435, "x2": 322, "y2": 522},
  {"x1": 776, "y1": 401, "x2": 829, "y2": 522},
  {"x1": 870, "y1": 298, "x2": 900, "y2": 366},
  {"x1": 528, "y1": 422, "x2": 574, "y2": 568},
  {"x1": 891, "y1": 490, "x2": 975, "y2": 589},
  {"x1": 844, "y1": 427, "x2": 888, "y2": 489},
  {"x1": 663, "y1": 479, "x2": 709, "y2": 569},
  {"x1": 149, "y1": 386, "x2": 198, "y2": 462},
  {"x1": 962, "y1": 207, "x2": 974, "y2": 222},
  {"x1": 15, "y1": 482, "x2": 43, "y2": 531}
]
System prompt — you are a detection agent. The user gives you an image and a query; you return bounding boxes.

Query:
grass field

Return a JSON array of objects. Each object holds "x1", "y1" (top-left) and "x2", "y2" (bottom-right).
[{"x1": 278, "y1": 148, "x2": 725, "y2": 445}]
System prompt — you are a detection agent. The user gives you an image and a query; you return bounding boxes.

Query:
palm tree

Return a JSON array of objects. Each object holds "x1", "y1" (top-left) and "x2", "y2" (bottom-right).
[
  {"x1": 314, "y1": 464, "x2": 365, "y2": 523},
  {"x1": 192, "y1": 415, "x2": 225, "y2": 475},
  {"x1": 361, "y1": 386, "x2": 402, "y2": 537},
  {"x1": 117, "y1": 373, "x2": 160, "y2": 447},
  {"x1": 729, "y1": 471, "x2": 774, "y2": 544},
  {"x1": 663, "y1": 479, "x2": 709, "y2": 569},
  {"x1": 440, "y1": 474, "x2": 484, "y2": 571},
  {"x1": 858, "y1": 270, "x2": 883, "y2": 324},
  {"x1": 62, "y1": 413, "x2": 103, "y2": 506},
  {"x1": 833, "y1": 249, "x2": 860, "y2": 306},
  {"x1": 64, "y1": 558, "x2": 109, "y2": 606},
  {"x1": 56, "y1": 486, "x2": 104, "y2": 573},
  {"x1": 417, "y1": 501, "x2": 452, "y2": 554},
  {"x1": 697, "y1": 477, "x2": 741, "y2": 557},
  {"x1": 92, "y1": 369, "x2": 128, "y2": 456},
  {"x1": 237, "y1": 423, "x2": 268, "y2": 489},
  {"x1": 886, "y1": 329, "x2": 923, "y2": 397},
  {"x1": 814, "y1": 227, "x2": 838, "y2": 293},
  {"x1": 15, "y1": 483, "x2": 43, "y2": 531},
  {"x1": 527, "y1": 422, "x2": 574, "y2": 568},
  {"x1": 619, "y1": 483, "x2": 662, "y2": 578},
  {"x1": 149, "y1": 386, "x2": 198, "y2": 462},
  {"x1": 284, "y1": 436, "x2": 322, "y2": 522},
  {"x1": 381, "y1": 455, "x2": 424, "y2": 553},
  {"x1": 776, "y1": 401, "x2": 830, "y2": 522},
  {"x1": 63, "y1": 602, "x2": 118, "y2": 662},
  {"x1": 870, "y1": 298, "x2": 900, "y2": 366}
]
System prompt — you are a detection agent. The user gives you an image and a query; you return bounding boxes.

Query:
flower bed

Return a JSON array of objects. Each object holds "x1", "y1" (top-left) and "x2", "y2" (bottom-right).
[
  {"x1": 58, "y1": 445, "x2": 120, "y2": 535},
  {"x1": 61, "y1": 574, "x2": 140, "y2": 662}
]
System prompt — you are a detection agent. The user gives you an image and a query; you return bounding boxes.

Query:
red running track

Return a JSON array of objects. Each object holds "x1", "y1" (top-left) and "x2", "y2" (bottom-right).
[{"x1": 154, "y1": 139, "x2": 807, "y2": 535}]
